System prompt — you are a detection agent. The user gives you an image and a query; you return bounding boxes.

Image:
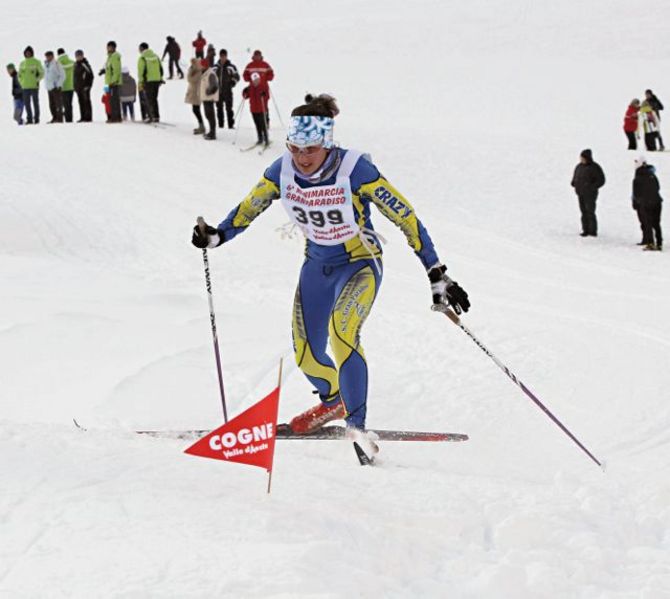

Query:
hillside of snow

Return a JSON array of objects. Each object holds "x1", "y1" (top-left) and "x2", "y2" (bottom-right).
[{"x1": 1, "y1": 1, "x2": 669, "y2": 597}]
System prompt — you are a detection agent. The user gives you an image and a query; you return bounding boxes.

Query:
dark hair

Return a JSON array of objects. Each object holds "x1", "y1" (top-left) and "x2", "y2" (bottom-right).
[
  {"x1": 57, "y1": 48, "x2": 65, "y2": 55},
  {"x1": 220, "y1": 49, "x2": 228, "y2": 55},
  {"x1": 139, "y1": 42, "x2": 149, "y2": 51},
  {"x1": 291, "y1": 93, "x2": 339, "y2": 118},
  {"x1": 45, "y1": 51, "x2": 54, "y2": 58},
  {"x1": 24, "y1": 46, "x2": 34, "y2": 56},
  {"x1": 107, "y1": 41, "x2": 117, "y2": 48}
]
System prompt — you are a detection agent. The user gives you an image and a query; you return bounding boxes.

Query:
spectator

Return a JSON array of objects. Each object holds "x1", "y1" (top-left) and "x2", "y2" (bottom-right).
[
  {"x1": 640, "y1": 100, "x2": 659, "y2": 152},
  {"x1": 242, "y1": 72, "x2": 269, "y2": 147},
  {"x1": 185, "y1": 58, "x2": 205, "y2": 134},
  {"x1": 206, "y1": 44, "x2": 216, "y2": 68},
  {"x1": 101, "y1": 86, "x2": 112, "y2": 122},
  {"x1": 192, "y1": 31, "x2": 206, "y2": 59},
  {"x1": 645, "y1": 89, "x2": 664, "y2": 151},
  {"x1": 137, "y1": 42, "x2": 163, "y2": 123},
  {"x1": 162, "y1": 36, "x2": 183, "y2": 79},
  {"x1": 104, "y1": 41, "x2": 123, "y2": 123},
  {"x1": 44, "y1": 50, "x2": 65, "y2": 123},
  {"x1": 214, "y1": 49, "x2": 240, "y2": 129},
  {"x1": 632, "y1": 156, "x2": 663, "y2": 251},
  {"x1": 571, "y1": 148, "x2": 605, "y2": 237},
  {"x1": 200, "y1": 58, "x2": 219, "y2": 140},
  {"x1": 73, "y1": 49, "x2": 94, "y2": 122},
  {"x1": 243, "y1": 49, "x2": 274, "y2": 84},
  {"x1": 56, "y1": 48, "x2": 75, "y2": 123},
  {"x1": 6, "y1": 63, "x2": 24, "y2": 125},
  {"x1": 623, "y1": 99, "x2": 640, "y2": 150},
  {"x1": 18, "y1": 45, "x2": 44, "y2": 124},
  {"x1": 120, "y1": 66, "x2": 137, "y2": 121}
]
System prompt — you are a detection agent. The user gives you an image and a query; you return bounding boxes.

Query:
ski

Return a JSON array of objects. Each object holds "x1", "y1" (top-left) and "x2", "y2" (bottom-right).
[
  {"x1": 353, "y1": 441, "x2": 375, "y2": 466},
  {"x1": 240, "y1": 142, "x2": 262, "y2": 152},
  {"x1": 258, "y1": 142, "x2": 272, "y2": 155}
]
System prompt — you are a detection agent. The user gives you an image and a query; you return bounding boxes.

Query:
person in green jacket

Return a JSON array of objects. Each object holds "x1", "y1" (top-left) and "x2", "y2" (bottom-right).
[
  {"x1": 18, "y1": 45, "x2": 44, "y2": 124},
  {"x1": 137, "y1": 42, "x2": 164, "y2": 123},
  {"x1": 104, "y1": 40, "x2": 122, "y2": 123},
  {"x1": 56, "y1": 48, "x2": 75, "y2": 123}
]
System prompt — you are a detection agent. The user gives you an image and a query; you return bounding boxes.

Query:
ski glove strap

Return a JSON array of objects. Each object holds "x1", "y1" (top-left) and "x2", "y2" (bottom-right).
[
  {"x1": 427, "y1": 264, "x2": 470, "y2": 314},
  {"x1": 191, "y1": 222, "x2": 223, "y2": 249}
]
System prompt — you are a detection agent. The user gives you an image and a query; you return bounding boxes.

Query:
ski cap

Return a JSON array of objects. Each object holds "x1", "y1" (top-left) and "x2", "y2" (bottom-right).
[
  {"x1": 635, "y1": 154, "x2": 647, "y2": 167},
  {"x1": 6, "y1": 63, "x2": 16, "y2": 70},
  {"x1": 287, "y1": 115, "x2": 335, "y2": 149}
]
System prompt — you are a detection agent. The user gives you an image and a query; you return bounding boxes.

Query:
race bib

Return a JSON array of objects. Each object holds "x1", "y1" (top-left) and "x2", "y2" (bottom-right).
[{"x1": 280, "y1": 151, "x2": 362, "y2": 246}]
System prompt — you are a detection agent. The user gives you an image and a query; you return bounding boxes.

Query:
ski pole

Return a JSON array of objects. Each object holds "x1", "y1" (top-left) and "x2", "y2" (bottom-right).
[
  {"x1": 197, "y1": 216, "x2": 228, "y2": 422},
  {"x1": 232, "y1": 97, "x2": 246, "y2": 145},
  {"x1": 270, "y1": 92, "x2": 285, "y2": 129},
  {"x1": 432, "y1": 304, "x2": 603, "y2": 469}
]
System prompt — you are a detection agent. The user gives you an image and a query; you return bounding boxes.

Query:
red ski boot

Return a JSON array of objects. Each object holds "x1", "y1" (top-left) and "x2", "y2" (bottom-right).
[{"x1": 289, "y1": 401, "x2": 345, "y2": 434}]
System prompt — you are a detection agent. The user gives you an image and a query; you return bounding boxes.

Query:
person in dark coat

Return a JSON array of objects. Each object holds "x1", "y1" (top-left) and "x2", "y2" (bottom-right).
[
  {"x1": 645, "y1": 89, "x2": 665, "y2": 151},
  {"x1": 632, "y1": 157, "x2": 663, "y2": 251},
  {"x1": 73, "y1": 49, "x2": 94, "y2": 122},
  {"x1": 7, "y1": 63, "x2": 24, "y2": 124},
  {"x1": 571, "y1": 149, "x2": 606, "y2": 237},
  {"x1": 161, "y1": 36, "x2": 183, "y2": 79},
  {"x1": 214, "y1": 49, "x2": 239, "y2": 129}
]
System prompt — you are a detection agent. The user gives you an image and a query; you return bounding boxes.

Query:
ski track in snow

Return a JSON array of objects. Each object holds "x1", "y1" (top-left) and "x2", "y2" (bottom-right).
[{"x1": 2, "y1": 1, "x2": 670, "y2": 597}]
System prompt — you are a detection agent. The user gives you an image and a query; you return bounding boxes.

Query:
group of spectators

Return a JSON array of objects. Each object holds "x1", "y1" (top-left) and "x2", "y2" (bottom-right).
[
  {"x1": 624, "y1": 90, "x2": 665, "y2": 151},
  {"x1": 6, "y1": 31, "x2": 275, "y2": 143},
  {"x1": 571, "y1": 149, "x2": 663, "y2": 251}
]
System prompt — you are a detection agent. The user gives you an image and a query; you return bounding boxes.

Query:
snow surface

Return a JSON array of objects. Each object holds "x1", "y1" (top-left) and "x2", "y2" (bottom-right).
[{"x1": 2, "y1": 1, "x2": 670, "y2": 597}]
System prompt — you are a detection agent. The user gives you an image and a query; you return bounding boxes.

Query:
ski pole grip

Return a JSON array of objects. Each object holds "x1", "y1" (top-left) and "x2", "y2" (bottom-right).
[
  {"x1": 431, "y1": 303, "x2": 461, "y2": 325},
  {"x1": 196, "y1": 215, "x2": 206, "y2": 235}
]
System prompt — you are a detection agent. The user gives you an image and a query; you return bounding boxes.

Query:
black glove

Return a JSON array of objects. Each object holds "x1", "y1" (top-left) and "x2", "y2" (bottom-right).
[
  {"x1": 191, "y1": 221, "x2": 222, "y2": 248},
  {"x1": 98, "y1": 68, "x2": 105, "y2": 76},
  {"x1": 428, "y1": 264, "x2": 470, "y2": 314}
]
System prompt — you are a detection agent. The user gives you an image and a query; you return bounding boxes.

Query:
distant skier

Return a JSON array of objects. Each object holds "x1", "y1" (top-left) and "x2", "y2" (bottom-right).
[
  {"x1": 200, "y1": 59, "x2": 219, "y2": 140},
  {"x1": 120, "y1": 67, "x2": 137, "y2": 121},
  {"x1": 571, "y1": 149, "x2": 605, "y2": 237},
  {"x1": 644, "y1": 89, "x2": 664, "y2": 151},
  {"x1": 192, "y1": 31, "x2": 206, "y2": 59},
  {"x1": 44, "y1": 50, "x2": 65, "y2": 123},
  {"x1": 6, "y1": 63, "x2": 24, "y2": 125},
  {"x1": 18, "y1": 46, "x2": 44, "y2": 124},
  {"x1": 214, "y1": 49, "x2": 240, "y2": 129},
  {"x1": 191, "y1": 93, "x2": 470, "y2": 433},
  {"x1": 624, "y1": 99, "x2": 640, "y2": 150},
  {"x1": 137, "y1": 42, "x2": 163, "y2": 123},
  {"x1": 632, "y1": 156, "x2": 663, "y2": 251},
  {"x1": 56, "y1": 48, "x2": 75, "y2": 123},
  {"x1": 162, "y1": 36, "x2": 183, "y2": 79},
  {"x1": 242, "y1": 72, "x2": 269, "y2": 147},
  {"x1": 104, "y1": 41, "x2": 123, "y2": 123},
  {"x1": 640, "y1": 100, "x2": 659, "y2": 152},
  {"x1": 185, "y1": 58, "x2": 205, "y2": 134},
  {"x1": 243, "y1": 49, "x2": 274, "y2": 84},
  {"x1": 73, "y1": 49, "x2": 94, "y2": 122}
]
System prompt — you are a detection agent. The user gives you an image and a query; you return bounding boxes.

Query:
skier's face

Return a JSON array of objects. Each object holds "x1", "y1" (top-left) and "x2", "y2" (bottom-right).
[{"x1": 291, "y1": 146, "x2": 328, "y2": 176}]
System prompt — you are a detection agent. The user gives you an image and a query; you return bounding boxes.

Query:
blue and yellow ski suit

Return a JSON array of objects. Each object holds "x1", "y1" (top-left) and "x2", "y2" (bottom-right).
[{"x1": 217, "y1": 148, "x2": 440, "y2": 427}]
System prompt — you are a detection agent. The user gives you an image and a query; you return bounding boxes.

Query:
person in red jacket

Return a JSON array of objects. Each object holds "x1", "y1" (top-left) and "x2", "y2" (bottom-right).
[
  {"x1": 243, "y1": 49, "x2": 274, "y2": 83},
  {"x1": 192, "y1": 31, "x2": 206, "y2": 59},
  {"x1": 624, "y1": 99, "x2": 640, "y2": 150},
  {"x1": 242, "y1": 72, "x2": 269, "y2": 147}
]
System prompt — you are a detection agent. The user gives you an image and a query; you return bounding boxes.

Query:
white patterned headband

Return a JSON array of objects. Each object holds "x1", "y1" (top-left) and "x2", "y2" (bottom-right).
[{"x1": 287, "y1": 115, "x2": 334, "y2": 149}]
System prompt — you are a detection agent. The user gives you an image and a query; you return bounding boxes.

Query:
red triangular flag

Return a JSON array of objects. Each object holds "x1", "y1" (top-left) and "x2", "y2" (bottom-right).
[{"x1": 184, "y1": 387, "x2": 280, "y2": 471}]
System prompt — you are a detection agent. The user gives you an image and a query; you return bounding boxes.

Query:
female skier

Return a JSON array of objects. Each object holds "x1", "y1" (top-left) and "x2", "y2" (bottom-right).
[{"x1": 192, "y1": 94, "x2": 470, "y2": 433}]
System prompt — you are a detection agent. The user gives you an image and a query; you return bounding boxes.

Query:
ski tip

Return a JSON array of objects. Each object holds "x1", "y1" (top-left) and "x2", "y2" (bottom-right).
[
  {"x1": 72, "y1": 418, "x2": 86, "y2": 431},
  {"x1": 353, "y1": 441, "x2": 375, "y2": 466}
]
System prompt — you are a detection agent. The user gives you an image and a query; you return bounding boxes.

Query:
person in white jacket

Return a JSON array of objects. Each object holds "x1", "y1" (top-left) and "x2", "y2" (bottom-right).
[{"x1": 44, "y1": 50, "x2": 65, "y2": 123}]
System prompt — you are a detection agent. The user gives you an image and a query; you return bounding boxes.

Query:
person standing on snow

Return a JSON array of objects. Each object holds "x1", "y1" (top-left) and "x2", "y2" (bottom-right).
[
  {"x1": 73, "y1": 49, "x2": 94, "y2": 122},
  {"x1": 104, "y1": 41, "x2": 123, "y2": 123},
  {"x1": 18, "y1": 46, "x2": 44, "y2": 124},
  {"x1": 6, "y1": 63, "x2": 24, "y2": 125},
  {"x1": 624, "y1": 99, "x2": 640, "y2": 150},
  {"x1": 191, "y1": 93, "x2": 470, "y2": 433},
  {"x1": 214, "y1": 49, "x2": 240, "y2": 129},
  {"x1": 162, "y1": 36, "x2": 183, "y2": 79},
  {"x1": 185, "y1": 58, "x2": 205, "y2": 135},
  {"x1": 44, "y1": 51, "x2": 65, "y2": 123},
  {"x1": 644, "y1": 89, "x2": 664, "y2": 151},
  {"x1": 56, "y1": 48, "x2": 75, "y2": 123},
  {"x1": 137, "y1": 42, "x2": 164, "y2": 123},
  {"x1": 120, "y1": 67, "x2": 137, "y2": 121},
  {"x1": 571, "y1": 148, "x2": 605, "y2": 237},
  {"x1": 640, "y1": 100, "x2": 659, "y2": 152},
  {"x1": 192, "y1": 31, "x2": 206, "y2": 59},
  {"x1": 242, "y1": 72, "x2": 270, "y2": 147},
  {"x1": 632, "y1": 156, "x2": 663, "y2": 251},
  {"x1": 200, "y1": 59, "x2": 219, "y2": 140}
]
